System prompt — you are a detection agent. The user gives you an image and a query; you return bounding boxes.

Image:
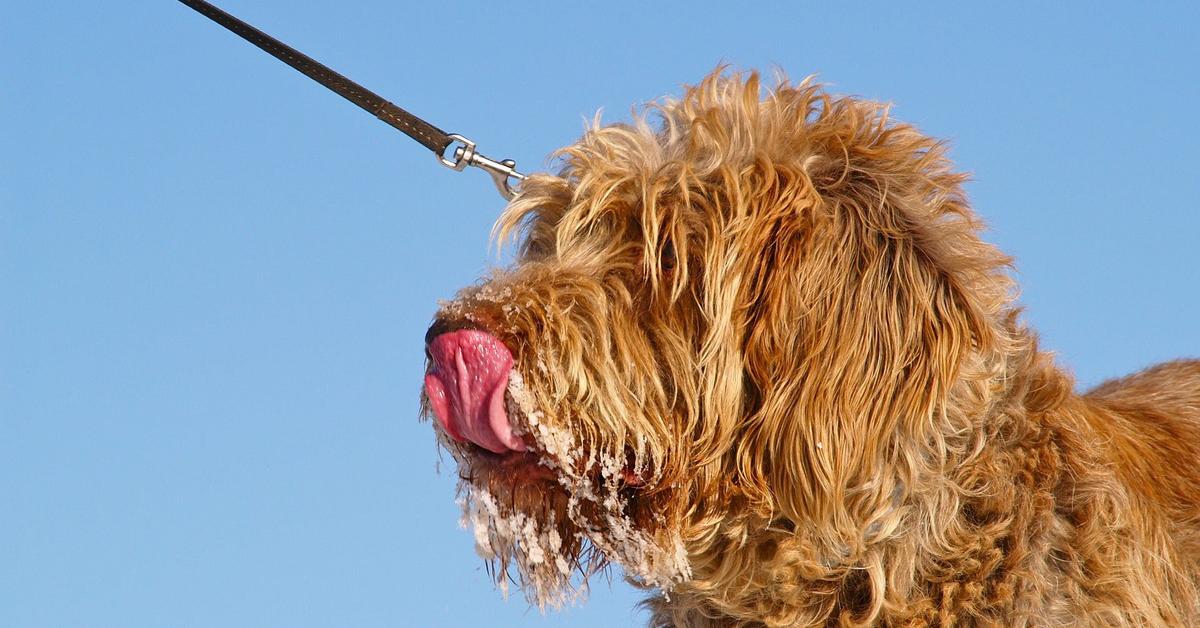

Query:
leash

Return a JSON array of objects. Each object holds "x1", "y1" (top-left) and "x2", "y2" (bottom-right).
[{"x1": 177, "y1": 0, "x2": 525, "y2": 200}]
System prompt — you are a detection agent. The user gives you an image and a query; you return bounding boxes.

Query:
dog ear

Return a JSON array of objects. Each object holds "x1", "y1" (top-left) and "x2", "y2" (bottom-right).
[{"x1": 722, "y1": 120, "x2": 1015, "y2": 559}]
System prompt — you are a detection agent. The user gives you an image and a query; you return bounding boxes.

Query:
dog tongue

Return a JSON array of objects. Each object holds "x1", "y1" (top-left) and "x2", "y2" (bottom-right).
[{"x1": 424, "y1": 329, "x2": 526, "y2": 454}]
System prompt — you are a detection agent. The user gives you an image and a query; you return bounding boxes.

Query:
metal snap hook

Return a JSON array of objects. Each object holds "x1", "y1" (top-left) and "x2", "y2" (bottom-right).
[{"x1": 438, "y1": 134, "x2": 526, "y2": 200}]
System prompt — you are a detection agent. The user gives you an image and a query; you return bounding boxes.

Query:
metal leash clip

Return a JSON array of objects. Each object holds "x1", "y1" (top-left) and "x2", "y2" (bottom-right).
[{"x1": 439, "y1": 134, "x2": 526, "y2": 200}]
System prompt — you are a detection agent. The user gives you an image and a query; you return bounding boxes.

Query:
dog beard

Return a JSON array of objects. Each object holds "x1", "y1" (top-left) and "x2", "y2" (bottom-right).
[{"x1": 439, "y1": 371, "x2": 692, "y2": 610}]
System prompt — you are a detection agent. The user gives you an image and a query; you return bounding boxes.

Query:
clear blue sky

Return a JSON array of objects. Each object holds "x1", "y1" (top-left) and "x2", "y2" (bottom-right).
[{"x1": 3, "y1": 2, "x2": 1198, "y2": 627}]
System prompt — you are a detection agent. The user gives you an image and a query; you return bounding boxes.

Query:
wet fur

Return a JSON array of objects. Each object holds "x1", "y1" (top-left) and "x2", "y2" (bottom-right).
[{"x1": 426, "y1": 70, "x2": 1200, "y2": 626}]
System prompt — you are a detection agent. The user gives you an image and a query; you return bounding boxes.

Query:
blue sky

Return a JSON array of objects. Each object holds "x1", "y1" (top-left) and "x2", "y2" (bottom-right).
[{"x1": 3, "y1": 2, "x2": 1198, "y2": 626}]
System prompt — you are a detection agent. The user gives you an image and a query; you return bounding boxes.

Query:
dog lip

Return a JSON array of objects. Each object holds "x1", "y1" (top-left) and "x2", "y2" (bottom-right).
[
  {"x1": 424, "y1": 329, "x2": 527, "y2": 454},
  {"x1": 472, "y1": 448, "x2": 557, "y2": 482}
]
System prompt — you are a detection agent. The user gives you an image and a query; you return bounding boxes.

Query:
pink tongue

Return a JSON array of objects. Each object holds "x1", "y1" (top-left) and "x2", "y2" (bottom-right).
[{"x1": 423, "y1": 329, "x2": 526, "y2": 454}]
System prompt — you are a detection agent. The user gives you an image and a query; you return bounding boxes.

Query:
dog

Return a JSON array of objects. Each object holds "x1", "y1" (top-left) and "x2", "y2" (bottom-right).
[{"x1": 421, "y1": 70, "x2": 1200, "y2": 626}]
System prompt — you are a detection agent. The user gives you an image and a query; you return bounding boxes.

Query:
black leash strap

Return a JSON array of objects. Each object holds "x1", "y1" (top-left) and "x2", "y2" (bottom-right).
[{"x1": 177, "y1": 0, "x2": 525, "y2": 199}]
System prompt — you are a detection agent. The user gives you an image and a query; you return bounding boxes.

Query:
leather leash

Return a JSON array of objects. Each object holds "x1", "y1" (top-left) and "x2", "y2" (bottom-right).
[{"x1": 177, "y1": 0, "x2": 525, "y2": 200}]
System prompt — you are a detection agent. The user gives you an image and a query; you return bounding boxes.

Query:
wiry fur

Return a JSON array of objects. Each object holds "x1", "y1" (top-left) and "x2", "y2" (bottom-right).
[{"x1": 423, "y1": 70, "x2": 1200, "y2": 626}]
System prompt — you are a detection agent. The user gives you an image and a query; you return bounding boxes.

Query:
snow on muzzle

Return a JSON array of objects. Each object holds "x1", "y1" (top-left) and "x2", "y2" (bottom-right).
[{"x1": 424, "y1": 327, "x2": 527, "y2": 454}]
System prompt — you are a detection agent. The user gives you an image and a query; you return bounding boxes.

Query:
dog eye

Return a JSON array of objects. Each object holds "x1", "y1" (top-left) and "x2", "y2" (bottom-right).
[{"x1": 661, "y1": 243, "x2": 676, "y2": 272}]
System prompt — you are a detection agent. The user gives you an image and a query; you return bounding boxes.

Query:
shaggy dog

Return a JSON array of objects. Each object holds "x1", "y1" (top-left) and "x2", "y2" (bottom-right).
[{"x1": 421, "y1": 70, "x2": 1200, "y2": 626}]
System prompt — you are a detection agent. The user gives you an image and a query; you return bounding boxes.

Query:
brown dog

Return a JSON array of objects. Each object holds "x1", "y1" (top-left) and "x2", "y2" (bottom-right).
[{"x1": 421, "y1": 70, "x2": 1200, "y2": 626}]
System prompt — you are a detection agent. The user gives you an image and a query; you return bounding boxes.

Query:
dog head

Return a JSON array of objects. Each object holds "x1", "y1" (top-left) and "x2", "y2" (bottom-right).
[{"x1": 422, "y1": 69, "x2": 1017, "y2": 618}]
